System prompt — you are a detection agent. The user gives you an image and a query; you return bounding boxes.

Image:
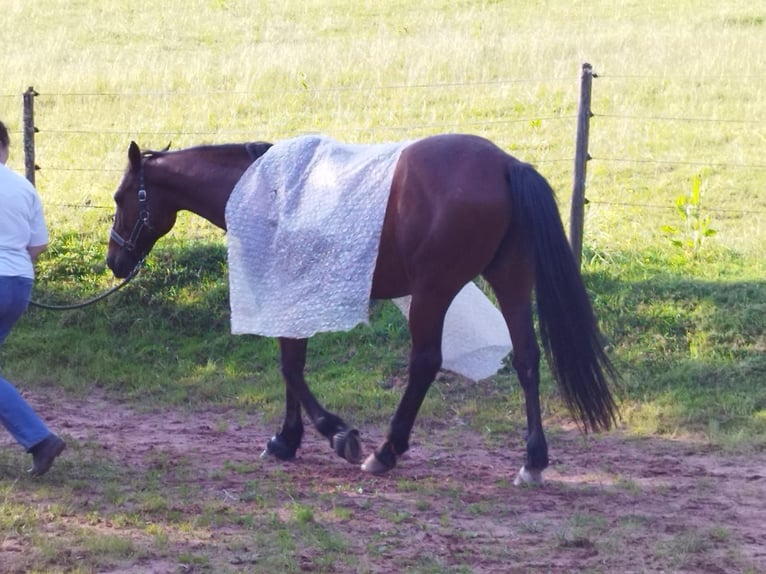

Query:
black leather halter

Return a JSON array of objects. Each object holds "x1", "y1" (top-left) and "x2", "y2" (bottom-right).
[{"x1": 109, "y1": 157, "x2": 154, "y2": 253}]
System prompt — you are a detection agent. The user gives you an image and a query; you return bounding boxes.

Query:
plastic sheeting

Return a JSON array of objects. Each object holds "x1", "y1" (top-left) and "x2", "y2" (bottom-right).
[
  {"x1": 226, "y1": 135, "x2": 408, "y2": 338},
  {"x1": 393, "y1": 282, "x2": 512, "y2": 381}
]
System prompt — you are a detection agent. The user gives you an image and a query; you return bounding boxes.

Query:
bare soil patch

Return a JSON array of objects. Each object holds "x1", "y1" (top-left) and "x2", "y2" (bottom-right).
[{"x1": 3, "y1": 389, "x2": 764, "y2": 573}]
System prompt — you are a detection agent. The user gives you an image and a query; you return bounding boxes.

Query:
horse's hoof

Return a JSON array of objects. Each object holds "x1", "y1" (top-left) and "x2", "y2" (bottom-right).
[
  {"x1": 513, "y1": 465, "x2": 544, "y2": 486},
  {"x1": 333, "y1": 429, "x2": 362, "y2": 464},
  {"x1": 361, "y1": 452, "x2": 393, "y2": 475},
  {"x1": 263, "y1": 434, "x2": 297, "y2": 461}
]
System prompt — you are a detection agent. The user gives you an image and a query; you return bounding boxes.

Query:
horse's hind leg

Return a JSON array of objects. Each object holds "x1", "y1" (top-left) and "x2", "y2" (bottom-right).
[
  {"x1": 265, "y1": 338, "x2": 362, "y2": 464},
  {"x1": 362, "y1": 293, "x2": 450, "y2": 474},
  {"x1": 483, "y1": 261, "x2": 549, "y2": 486}
]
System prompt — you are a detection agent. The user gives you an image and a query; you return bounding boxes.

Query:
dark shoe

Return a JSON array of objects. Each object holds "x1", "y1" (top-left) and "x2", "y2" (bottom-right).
[{"x1": 28, "y1": 434, "x2": 66, "y2": 476}]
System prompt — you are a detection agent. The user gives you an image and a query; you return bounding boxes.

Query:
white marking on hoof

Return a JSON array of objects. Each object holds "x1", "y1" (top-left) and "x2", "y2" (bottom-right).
[
  {"x1": 259, "y1": 449, "x2": 272, "y2": 460},
  {"x1": 514, "y1": 465, "x2": 544, "y2": 486},
  {"x1": 361, "y1": 453, "x2": 389, "y2": 475}
]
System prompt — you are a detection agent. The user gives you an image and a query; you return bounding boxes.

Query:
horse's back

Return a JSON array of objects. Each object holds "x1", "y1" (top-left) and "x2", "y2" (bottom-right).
[{"x1": 371, "y1": 134, "x2": 515, "y2": 299}]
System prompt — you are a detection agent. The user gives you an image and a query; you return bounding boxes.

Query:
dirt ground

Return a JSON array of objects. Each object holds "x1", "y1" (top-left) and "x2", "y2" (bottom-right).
[{"x1": 3, "y1": 390, "x2": 765, "y2": 573}]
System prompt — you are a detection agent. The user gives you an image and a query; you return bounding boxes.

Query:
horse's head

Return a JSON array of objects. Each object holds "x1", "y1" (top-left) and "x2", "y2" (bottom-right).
[{"x1": 106, "y1": 141, "x2": 178, "y2": 278}]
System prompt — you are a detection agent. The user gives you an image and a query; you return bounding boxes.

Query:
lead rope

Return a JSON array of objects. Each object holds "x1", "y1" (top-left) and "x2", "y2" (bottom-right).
[{"x1": 28, "y1": 258, "x2": 144, "y2": 311}]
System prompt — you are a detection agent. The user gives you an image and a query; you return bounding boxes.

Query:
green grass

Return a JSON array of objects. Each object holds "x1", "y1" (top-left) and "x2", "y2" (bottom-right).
[{"x1": 0, "y1": 0, "x2": 764, "y2": 572}]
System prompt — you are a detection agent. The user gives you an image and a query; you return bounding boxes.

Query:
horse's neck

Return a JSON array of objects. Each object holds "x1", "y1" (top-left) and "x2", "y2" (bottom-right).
[
  {"x1": 168, "y1": 165, "x2": 242, "y2": 230},
  {"x1": 156, "y1": 144, "x2": 256, "y2": 230}
]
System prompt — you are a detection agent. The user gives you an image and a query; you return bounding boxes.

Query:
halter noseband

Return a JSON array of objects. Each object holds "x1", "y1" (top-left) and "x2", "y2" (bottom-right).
[{"x1": 109, "y1": 156, "x2": 154, "y2": 253}]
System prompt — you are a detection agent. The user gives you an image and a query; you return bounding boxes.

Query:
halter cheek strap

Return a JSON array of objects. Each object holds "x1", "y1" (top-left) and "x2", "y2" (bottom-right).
[{"x1": 109, "y1": 159, "x2": 154, "y2": 252}]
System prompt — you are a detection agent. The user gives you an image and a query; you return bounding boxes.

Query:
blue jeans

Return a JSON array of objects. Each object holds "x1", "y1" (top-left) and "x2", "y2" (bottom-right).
[{"x1": 0, "y1": 276, "x2": 51, "y2": 450}]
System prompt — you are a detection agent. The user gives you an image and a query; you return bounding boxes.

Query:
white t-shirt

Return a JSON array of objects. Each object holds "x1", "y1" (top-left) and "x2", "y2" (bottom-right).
[{"x1": 0, "y1": 163, "x2": 48, "y2": 279}]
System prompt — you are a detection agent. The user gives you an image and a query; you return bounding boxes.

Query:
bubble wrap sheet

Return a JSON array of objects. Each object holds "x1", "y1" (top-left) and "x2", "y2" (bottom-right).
[
  {"x1": 225, "y1": 134, "x2": 512, "y2": 381},
  {"x1": 226, "y1": 135, "x2": 408, "y2": 338},
  {"x1": 393, "y1": 283, "x2": 512, "y2": 381}
]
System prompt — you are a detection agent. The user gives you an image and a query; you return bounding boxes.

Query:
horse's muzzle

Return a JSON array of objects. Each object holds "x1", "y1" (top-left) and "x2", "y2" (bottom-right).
[{"x1": 106, "y1": 250, "x2": 136, "y2": 279}]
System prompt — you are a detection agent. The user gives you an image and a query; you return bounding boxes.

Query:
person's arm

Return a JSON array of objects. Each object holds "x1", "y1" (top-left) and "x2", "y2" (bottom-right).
[{"x1": 27, "y1": 243, "x2": 48, "y2": 262}]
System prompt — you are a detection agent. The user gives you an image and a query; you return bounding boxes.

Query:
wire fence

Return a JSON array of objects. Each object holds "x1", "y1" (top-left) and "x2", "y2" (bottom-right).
[{"x1": 6, "y1": 70, "x2": 766, "y2": 225}]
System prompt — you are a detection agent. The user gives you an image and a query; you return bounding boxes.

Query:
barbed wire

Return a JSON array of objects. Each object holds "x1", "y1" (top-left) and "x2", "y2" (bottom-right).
[
  {"x1": 42, "y1": 198, "x2": 765, "y2": 217},
  {"x1": 5, "y1": 72, "x2": 766, "y2": 100},
  {"x1": 591, "y1": 156, "x2": 766, "y2": 170},
  {"x1": 35, "y1": 114, "x2": 574, "y2": 138},
  {"x1": 8, "y1": 77, "x2": 765, "y2": 222},
  {"x1": 37, "y1": 200, "x2": 766, "y2": 224},
  {"x1": 596, "y1": 73, "x2": 766, "y2": 81},
  {"x1": 588, "y1": 200, "x2": 766, "y2": 216},
  {"x1": 0, "y1": 78, "x2": 576, "y2": 100},
  {"x1": 594, "y1": 113, "x2": 764, "y2": 125},
  {"x1": 40, "y1": 156, "x2": 575, "y2": 175}
]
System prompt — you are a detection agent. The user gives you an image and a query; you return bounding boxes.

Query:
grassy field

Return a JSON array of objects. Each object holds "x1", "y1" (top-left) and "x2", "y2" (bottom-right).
[{"x1": 0, "y1": 1, "x2": 764, "y2": 572}]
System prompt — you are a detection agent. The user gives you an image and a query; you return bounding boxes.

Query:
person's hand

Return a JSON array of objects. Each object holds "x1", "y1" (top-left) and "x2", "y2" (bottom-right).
[{"x1": 27, "y1": 243, "x2": 48, "y2": 262}]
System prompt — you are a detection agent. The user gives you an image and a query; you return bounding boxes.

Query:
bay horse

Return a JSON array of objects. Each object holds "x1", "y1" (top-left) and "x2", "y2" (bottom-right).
[{"x1": 106, "y1": 133, "x2": 619, "y2": 485}]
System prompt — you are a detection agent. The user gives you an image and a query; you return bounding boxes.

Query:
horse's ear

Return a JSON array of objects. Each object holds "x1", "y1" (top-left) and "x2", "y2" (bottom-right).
[
  {"x1": 162, "y1": 141, "x2": 171, "y2": 152},
  {"x1": 128, "y1": 141, "x2": 142, "y2": 171}
]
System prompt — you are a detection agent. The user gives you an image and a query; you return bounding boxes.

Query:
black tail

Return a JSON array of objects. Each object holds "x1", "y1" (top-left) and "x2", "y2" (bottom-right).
[{"x1": 508, "y1": 161, "x2": 619, "y2": 432}]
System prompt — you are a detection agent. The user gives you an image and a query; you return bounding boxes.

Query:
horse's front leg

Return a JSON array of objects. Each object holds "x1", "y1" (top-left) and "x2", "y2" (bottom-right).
[
  {"x1": 268, "y1": 338, "x2": 362, "y2": 464},
  {"x1": 263, "y1": 385, "x2": 304, "y2": 460}
]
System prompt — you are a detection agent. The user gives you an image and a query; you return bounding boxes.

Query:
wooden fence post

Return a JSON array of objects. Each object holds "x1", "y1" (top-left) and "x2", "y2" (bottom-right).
[
  {"x1": 570, "y1": 63, "x2": 594, "y2": 268},
  {"x1": 23, "y1": 86, "x2": 38, "y2": 185}
]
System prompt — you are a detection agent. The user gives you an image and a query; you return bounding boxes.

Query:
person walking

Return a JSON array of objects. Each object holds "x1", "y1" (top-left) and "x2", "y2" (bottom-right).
[{"x1": 0, "y1": 120, "x2": 65, "y2": 476}]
